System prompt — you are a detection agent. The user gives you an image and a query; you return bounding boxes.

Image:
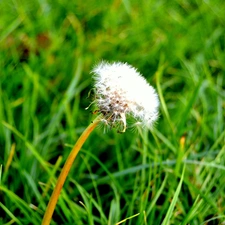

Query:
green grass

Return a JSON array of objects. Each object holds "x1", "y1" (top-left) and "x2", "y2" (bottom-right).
[{"x1": 0, "y1": 0, "x2": 225, "y2": 224}]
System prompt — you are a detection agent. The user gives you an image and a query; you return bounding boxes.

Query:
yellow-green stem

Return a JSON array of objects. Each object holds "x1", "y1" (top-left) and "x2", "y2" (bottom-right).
[{"x1": 42, "y1": 117, "x2": 100, "y2": 225}]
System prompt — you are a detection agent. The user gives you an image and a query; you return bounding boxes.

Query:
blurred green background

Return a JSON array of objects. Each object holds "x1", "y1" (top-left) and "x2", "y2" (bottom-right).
[{"x1": 0, "y1": 0, "x2": 225, "y2": 224}]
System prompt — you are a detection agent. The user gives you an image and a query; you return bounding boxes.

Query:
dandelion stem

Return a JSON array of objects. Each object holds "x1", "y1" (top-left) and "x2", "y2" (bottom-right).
[{"x1": 42, "y1": 116, "x2": 100, "y2": 225}]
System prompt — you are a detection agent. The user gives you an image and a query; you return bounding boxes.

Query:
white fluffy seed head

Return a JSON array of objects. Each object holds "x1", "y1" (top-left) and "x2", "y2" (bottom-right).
[{"x1": 91, "y1": 61, "x2": 159, "y2": 132}]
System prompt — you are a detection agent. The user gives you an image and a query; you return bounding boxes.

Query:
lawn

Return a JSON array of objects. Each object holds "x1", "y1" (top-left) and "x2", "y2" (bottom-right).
[{"x1": 0, "y1": 0, "x2": 225, "y2": 224}]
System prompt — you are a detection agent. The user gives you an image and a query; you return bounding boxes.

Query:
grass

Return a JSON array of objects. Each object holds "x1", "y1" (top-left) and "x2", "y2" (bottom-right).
[{"x1": 0, "y1": 0, "x2": 225, "y2": 224}]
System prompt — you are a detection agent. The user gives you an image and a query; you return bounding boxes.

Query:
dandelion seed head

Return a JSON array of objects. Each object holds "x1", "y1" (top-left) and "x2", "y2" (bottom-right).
[{"x1": 91, "y1": 61, "x2": 159, "y2": 132}]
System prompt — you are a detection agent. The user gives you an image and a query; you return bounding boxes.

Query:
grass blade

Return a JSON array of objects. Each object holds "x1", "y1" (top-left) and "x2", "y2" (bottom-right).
[{"x1": 161, "y1": 166, "x2": 185, "y2": 225}]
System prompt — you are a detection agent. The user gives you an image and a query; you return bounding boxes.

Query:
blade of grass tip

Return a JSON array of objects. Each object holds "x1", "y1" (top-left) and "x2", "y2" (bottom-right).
[
  {"x1": 176, "y1": 79, "x2": 202, "y2": 136},
  {"x1": 42, "y1": 58, "x2": 83, "y2": 154},
  {"x1": 140, "y1": 129, "x2": 148, "y2": 207},
  {"x1": 146, "y1": 173, "x2": 168, "y2": 216},
  {"x1": 80, "y1": 154, "x2": 105, "y2": 223},
  {"x1": 109, "y1": 199, "x2": 119, "y2": 225},
  {"x1": 84, "y1": 161, "x2": 177, "y2": 190},
  {"x1": 175, "y1": 135, "x2": 186, "y2": 175},
  {"x1": 161, "y1": 166, "x2": 185, "y2": 225},
  {"x1": 0, "y1": 185, "x2": 41, "y2": 224},
  {"x1": 57, "y1": 183, "x2": 88, "y2": 223},
  {"x1": 22, "y1": 170, "x2": 46, "y2": 209},
  {"x1": 0, "y1": 17, "x2": 23, "y2": 43},
  {"x1": 5, "y1": 143, "x2": 16, "y2": 172},
  {"x1": 215, "y1": 71, "x2": 224, "y2": 136},
  {"x1": 143, "y1": 210, "x2": 147, "y2": 225},
  {"x1": 116, "y1": 213, "x2": 140, "y2": 225},
  {"x1": 182, "y1": 172, "x2": 219, "y2": 213},
  {"x1": 153, "y1": 129, "x2": 177, "y2": 153},
  {"x1": 0, "y1": 164, "x2": 2, "y2": 185},
  {"x1": 121, "y1": 0, "x2": 132, "y2": 14},
  {"x1": 77, "y1": 201, "x2": 103, "y2": 224},
  {"x1": 200, "y1": 215, "x2": 225, "y2": 225},
  {"x1": 208, "y1": 130, "x2": 225, "y2": 152},
  {"x1": 0, "y1": 202, "x2": 23, "y2": 225},
  {"x1": 56, "y1": 196, "x2": 75, "y2": 223},
  {"x1": 75, "y1": 181, "x2": 108, "y2": 225},
  {"x1": 155, "y1": 62, "x2": 175, "y2": 136},
  {"x1": 67, "y1": 15, "x2": 84, "y2": 56},
  {"x1": 181, "y1": 195, "x2": 202, "y2": 225},
  {"x1": 72, "y1": 147, "x2": 128, "y2": 201},
  {"x1": 41, "y1": 156, "x2": 63, "y2": 198},
  {"x1": 64, "y1": 57, "x2": 83, "y2": 102},
  {"x1": 0, "y1": 86, "x2": 4, "y2": 136},
  {"x1": 115, "y1": 134, "x2": 125, "y2": 173},
  {"x1": 2, "y1": 121, "x2": 51, "y2": 174},
  {"x1": 108, "y1": 183, "x2": 121, "y2": 225},
  {"x1": 184, "y1": 159, "x2": 225, "y2": 171},
  {"x1": 125, "y1": 169, "x2": 140, "y2": 221}
]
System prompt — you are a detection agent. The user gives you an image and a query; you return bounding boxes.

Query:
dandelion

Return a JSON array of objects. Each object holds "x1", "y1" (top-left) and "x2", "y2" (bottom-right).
[
  {"x1": 92, "y1": 61, "x2": 159, "y2": 132},
  {"x1": 42, "y1": 61, "x2": 159, "y2": 225}
]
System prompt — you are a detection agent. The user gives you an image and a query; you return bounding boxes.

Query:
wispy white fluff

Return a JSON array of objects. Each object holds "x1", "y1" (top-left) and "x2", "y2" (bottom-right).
[{"x1": 91, "y1": 61, "x2": 159, "y2": 132}]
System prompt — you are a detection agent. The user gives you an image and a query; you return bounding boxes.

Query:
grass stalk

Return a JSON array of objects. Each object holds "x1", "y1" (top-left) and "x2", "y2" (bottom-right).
[{"x1": 41, "y1": 116, "x2": 100, "y2": 225}]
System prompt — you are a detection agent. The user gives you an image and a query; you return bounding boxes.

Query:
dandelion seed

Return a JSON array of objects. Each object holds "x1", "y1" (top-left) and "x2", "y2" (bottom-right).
[{"x1": 91, "y1": 61, "x2": 159, "y2": 132}]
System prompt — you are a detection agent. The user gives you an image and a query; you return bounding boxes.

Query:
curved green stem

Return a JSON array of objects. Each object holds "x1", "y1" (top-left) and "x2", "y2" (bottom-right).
[{"x1": 42, "y1": 117, "x2": 100, "y2": 225}]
